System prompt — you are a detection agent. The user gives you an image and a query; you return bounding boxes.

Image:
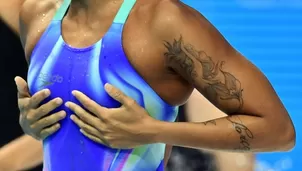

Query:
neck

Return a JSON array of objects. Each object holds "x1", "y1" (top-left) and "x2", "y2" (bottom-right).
[{"x1": 67, "y1": 0, "x2": 123, "y2": 22}]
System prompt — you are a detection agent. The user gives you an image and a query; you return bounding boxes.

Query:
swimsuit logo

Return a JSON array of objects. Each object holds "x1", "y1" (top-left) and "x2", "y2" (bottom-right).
[{"x1": 38, "y1": 73, "x2": 63, "y2": 88}]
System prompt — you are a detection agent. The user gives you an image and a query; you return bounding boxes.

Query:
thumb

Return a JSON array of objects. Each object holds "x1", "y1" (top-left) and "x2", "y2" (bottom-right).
[{"x1": 14, "y1": 76, "x2": 30, "y2": 97}]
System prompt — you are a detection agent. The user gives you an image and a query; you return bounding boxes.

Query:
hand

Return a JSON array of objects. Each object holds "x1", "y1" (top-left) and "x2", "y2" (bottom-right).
[
  {"x1": 16, "y1": 76, "x2": 66, "y2": 140},
  {"x1": 66, "y1": 83, "x2": 159, "y2": 149}
]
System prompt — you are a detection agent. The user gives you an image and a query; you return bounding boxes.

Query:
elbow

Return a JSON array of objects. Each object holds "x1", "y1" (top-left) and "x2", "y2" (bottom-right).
[{"x1": 276, "y1": 121, "x2": 296, "y2": 152}]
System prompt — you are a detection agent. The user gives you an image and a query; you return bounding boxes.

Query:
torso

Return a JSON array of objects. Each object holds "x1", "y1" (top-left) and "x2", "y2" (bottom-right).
[
  {"x1": 21, "y1": 0, "x2": 193, "y2": 170},
  {"x1": 21, "y1": 0, "x2": 193, "y2": 105}
]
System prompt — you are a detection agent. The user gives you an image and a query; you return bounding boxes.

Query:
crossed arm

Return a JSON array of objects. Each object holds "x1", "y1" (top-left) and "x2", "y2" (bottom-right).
[{"x1": 152, "y1": 1, "x2": 295, "y2": 152}]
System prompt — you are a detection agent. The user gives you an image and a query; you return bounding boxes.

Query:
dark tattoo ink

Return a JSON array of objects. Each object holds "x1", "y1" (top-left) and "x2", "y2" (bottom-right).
[
  {"x1": 203, "y1": 120, "x2": 216, "y2": 126},
  {"x1": 164, "y1": 36, "x2": 197, "y2": 78},
  {"x1": 227, "y1": 116, "x2": 254, "y2": 151},
  {"x1": 163, "y1": 36, "x2": 244, "y2": 113}
]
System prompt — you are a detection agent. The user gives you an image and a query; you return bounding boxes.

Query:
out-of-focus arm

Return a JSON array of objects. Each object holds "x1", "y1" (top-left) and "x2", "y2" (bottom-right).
[
  {"x1": 0, "y1": 0, "x2": 25, "y2": 34},
  {"x1": 0, "y1": 135, "x2": 43, "y2": 171}
]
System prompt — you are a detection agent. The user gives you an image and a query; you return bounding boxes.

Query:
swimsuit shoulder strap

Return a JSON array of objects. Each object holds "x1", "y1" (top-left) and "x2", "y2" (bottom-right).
[
  {"x1": 113, "y1": 0, "x2": 137, "y2": 24},
  {"x1": 53, "y1": 0, "x2": 71, "y2": 20}
]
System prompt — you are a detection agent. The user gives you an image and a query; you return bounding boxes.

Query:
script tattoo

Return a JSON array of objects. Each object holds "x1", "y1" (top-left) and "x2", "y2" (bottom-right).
[
  {"x1": 227, "y1": 116, "x2": 254, "y2": 151},
  {"x1": 164, "y1": 36, "x2": 243, "y2": 113},
  {"x1": 203, "y1": 120, "x2": 216, "y2": 126}
]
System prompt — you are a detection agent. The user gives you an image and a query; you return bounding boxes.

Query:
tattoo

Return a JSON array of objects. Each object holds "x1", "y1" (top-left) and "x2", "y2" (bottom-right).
[
  {"x1": 164, "y1": 36, "x2": 243, "y2": 113},
  {"x1": 203, "y1": 120, "x2": 216, "y2": 126},
  {"x1": 227, "y1": 116, "x2": 254, "y2": 151},
  {"x1": 164, "y1": 36, "x2": 197, "y2": 78}
]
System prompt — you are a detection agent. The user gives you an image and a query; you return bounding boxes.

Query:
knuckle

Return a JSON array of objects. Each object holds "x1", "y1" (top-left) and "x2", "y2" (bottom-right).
[
  {"x1": 82, "y1": 100, "x2": 90, "y2": 107},
  {"x1": 53, "y1": 113, "x2": 63, "y2": 121},
  {"x1": 30, "y1": 95, "x2": 39, "y2": 103},
  {"x1": 42, "y1": 117, "x2": 50, "y2": 124},
  {"x1": 110, "y1": 143, "x2": 117, "y2": 148},
  {"x1": 103, "y1": 135, "x2": 110, "y2": 141},
  {"x1": 25, "y1": 113, "x2": 34, "y2": 122},
  {"x1": 29, "y1": 124, "x2": 36, "y2": 130},
  {"x1": 18, "y1": 101, "x2": 30, "y2": 111},
  {"x1": 113, "y1": 91, "x2": 122, "y2": 98},
  {"x1": 127, "y1": 99, "x2": 136, "y2": 106},
  {"x1": 38, "y1": 106, "x2": 46, "y2": 114},
  {"x1": 82, "y1": 125, "x2": 88, "y2": 130}
]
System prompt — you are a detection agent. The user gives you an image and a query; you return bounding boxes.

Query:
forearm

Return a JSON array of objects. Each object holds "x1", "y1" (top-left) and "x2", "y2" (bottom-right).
[
  {"x1": 154, "y1": 115, "x2": 294, "y2": 152},
  {"x1": 0, "y1": 135, "x2": 43, "y2": 171}
]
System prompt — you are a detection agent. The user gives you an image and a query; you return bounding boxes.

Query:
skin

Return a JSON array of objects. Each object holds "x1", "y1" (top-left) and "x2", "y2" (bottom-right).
[
  {"x1": 0, "y1": 91, "x2": 252, "y2": 171},
  {"x1": 0, "y1": 135, "x2": 42, "y2": 171},
  {"x1": 0, "y1": 0, "x2": 296, "y2": 168},
  {"x1": 186, "y1": 89, "x2": 255, "y2": 171}
]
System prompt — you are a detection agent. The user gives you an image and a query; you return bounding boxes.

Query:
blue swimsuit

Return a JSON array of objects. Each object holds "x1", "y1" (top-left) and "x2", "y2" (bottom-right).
[{"x1": 27, "y1": 0, "x2": 178, "y2": 170}]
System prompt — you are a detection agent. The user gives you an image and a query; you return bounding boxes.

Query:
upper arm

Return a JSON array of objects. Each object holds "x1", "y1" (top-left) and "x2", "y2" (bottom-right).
[
  {"x1": 0, "y1": 0, "x2": 26, "y2": 34},
  {"x1": 158, "y1": 1, "x2": 290, "y2": 120}
]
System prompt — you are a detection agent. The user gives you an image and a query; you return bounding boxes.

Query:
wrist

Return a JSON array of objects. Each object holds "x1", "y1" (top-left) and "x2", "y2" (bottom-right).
[
  {"x1": 143, "y1": 119, "x2": 167, "y2": 144},
  {"x1": 150, "y1": 120, "x2": 173, "y2": 144}
]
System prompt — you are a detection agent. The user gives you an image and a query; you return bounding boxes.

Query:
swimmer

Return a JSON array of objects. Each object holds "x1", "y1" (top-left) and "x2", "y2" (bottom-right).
[{"x1": 1, "y1": 0, "x2": 296, "y2": 171}]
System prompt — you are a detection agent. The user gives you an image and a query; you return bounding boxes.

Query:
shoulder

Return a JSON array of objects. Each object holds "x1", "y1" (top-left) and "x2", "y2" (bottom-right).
[
  {"x1": 19, "y1": 0, "x2": 63, "y2": 26},
  {"x1": 147, "y1": 0, "x2": 215, "y2": 40},
  {"x1": 20, "y1": 0, "x2": 61, "y2": 24},
  {"x1": 19, "y1": 0, "x2": 63, "y2": 47}
]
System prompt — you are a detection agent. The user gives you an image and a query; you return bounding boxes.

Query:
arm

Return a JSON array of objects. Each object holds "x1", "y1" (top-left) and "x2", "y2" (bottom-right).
[
  {"x1": 186, "y1": 90, "x2": 255, "y2": 171},
  {"x1": 153, "y1": 0, "x2": 295, "y2": 152},
  {"x1": 0, "y1": 0, "x2": 25, "y2": 34},
  {"x1": 0, "y1": 135, "x2": 43, "y2": 171}
]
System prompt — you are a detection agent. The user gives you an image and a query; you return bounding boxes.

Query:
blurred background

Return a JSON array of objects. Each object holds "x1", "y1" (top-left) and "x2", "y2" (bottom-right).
[{"x1": 0, "y1": 0, "x2": 301, "y2": 171}]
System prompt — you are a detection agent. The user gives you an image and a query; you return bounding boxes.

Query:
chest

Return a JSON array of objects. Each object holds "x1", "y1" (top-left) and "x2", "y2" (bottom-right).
[
  {"x1": 27, "y1": 17, "x2": 166, "y2": 82},
  {"x1": 24, "y1": 13, "x2": 192, "y2": 106}
]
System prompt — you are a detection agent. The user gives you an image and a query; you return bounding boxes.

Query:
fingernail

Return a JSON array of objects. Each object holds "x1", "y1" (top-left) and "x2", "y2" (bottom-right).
[
  {"x1": 65, "y1": 102, "x2": 70, "y2": 107},
  {"x1": 44, "y1": 89, "x2": 50, "y2": 96},
  {"x1": 55, "y1": 98, "x2": 62, "y2": 104},
  {"x1": 59, "y1": 111, "x2": 66, "y2": 117},
  {"x1": 104, "y1": 83, "x2": 112, "y2": 91},
  {"x1": 70, "y1": 115, "x2": 74, "y2": 120}
]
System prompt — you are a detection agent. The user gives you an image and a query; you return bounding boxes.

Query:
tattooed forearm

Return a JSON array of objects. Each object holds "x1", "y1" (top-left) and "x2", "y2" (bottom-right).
[
  {"x1": 164, "y1": 35, "x2": 243, "y2": 113},
  {"x1": 227, "y1": 116, "x2": 254, "y2": 151},
  {"x1": 203, "y1": 120, "x2": 216, "y2": 126}
]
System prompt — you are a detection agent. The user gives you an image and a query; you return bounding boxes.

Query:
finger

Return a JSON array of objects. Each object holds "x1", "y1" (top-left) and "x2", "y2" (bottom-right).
[
  {"x1": 80, "y1": 129, "x2": 109, "y2": 146},
  {"x1": 39, "y1": 123, "x2": 61, "y2": 140},
  {"x1": 70, "y1": 115, "x2": 103, "y2": 139},
  {"x1": 104, "y1": 83, "x2": 133, "y2": 106},
  {"x1": 67, "y1": 101, "x2": 100, "y2": 127},
  {"x1": 18, "y1": 97, "x2": 31, "y2": 112},
  {"x1": 71, "y1": 90, "x2": 105, "y2": 115},
  {"x1": 15, "y1": 76, "x2": 30, "y2": 98},
  {"x1": 33, "y1": 98, "x2": 63, "y2": 120},
  {"x1": 29, "y1": 89, "x2": 51, "y2": 108},
  {"x1": 30, "y1": 111, "x2": 66, "y2": 130},
  {"x1": 65, "y1": 102, "x2": 93, "y2": 120}
]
